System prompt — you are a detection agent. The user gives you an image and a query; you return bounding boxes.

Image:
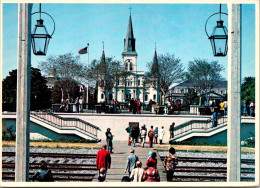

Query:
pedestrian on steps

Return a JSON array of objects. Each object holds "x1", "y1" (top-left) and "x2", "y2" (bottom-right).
[
  {"x1": 148, "y1": 126, "x2": 155, "y2": 148},
  {"x1": 32, "y1": 160, "x2": 54, "y2": 182},
  {"x1": 125, "y1": 149, "x2": 139, "y2": 176},
  {"x1": 142, "y1": 161, "x2": 160, "y2": 182},
  {"x1": 164, "y1": 147, "x2": 178, "y2": 182},
  {"x1": 130, "y1": 161, "x2": 145, "y2": 182},
  {"x1": 105, "y1": 128, "x2": 113, "y2": 153},
  {"x1": 146, "y1": 152, "x2": 157, "y2": 169},
  {"x1": 159, "y1": 126, "x2": 165, "y2": 144},
  {"x1": 96, "y1": 144, "x2": 111, "y2": 180},
  {"x1": 140, "y1": 125, "x2": 147, "y2": 148}
]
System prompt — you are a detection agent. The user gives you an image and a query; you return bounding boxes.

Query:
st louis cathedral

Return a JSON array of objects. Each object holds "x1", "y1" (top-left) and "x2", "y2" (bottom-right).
[{"x1": 97, "y1": 12, "x2": 158, "y2": 104}]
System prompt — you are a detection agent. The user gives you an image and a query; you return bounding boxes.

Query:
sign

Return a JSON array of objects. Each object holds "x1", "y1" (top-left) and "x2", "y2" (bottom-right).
[{"x1": 129, "y1": 122, "x2": 139, "y2": 128}]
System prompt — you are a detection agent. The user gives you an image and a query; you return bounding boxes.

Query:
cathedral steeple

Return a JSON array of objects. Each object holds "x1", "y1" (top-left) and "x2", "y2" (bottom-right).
[
  {"x1": 151, "y1": 43, "x2": 159, "y2": 77},
  {"x1": 123, "y1": 12, "x2": 137, "y2": 54},
  {"x1": 100, "y1": 41, "x2": 106, "y2": 64}
]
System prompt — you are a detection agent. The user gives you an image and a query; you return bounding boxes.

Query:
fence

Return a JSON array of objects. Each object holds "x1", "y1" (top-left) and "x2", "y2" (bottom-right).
[
  {"x1": 31, "y1": 112, "x2": 101, "y2": 138},
  {"x1": 174, "y1": 116, "x2": 227, "y2": 137}
]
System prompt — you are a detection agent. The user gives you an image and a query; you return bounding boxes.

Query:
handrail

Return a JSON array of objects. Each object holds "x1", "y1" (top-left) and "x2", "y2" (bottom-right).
[
  {"x1": 31, "y1": 112, "x2": 101, "y2": 138},
  {"x1": 174, "y1": 116, "x2": 227, "y2": 137}
]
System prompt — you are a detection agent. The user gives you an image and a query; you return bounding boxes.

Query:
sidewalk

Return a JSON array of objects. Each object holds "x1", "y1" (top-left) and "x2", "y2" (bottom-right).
[{"x1": 94, "y1": 141, "x2": 167, "y2": 182}]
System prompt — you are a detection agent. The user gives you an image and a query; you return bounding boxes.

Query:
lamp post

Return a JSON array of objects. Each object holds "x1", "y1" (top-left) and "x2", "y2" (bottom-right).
[
  {"x1": 31, "y1": 3, "x2": 55, "y2": 55},
  {"x1": 205, "y1": 4, "x2": 228, "y2": 57},
  {"x1": 15, "y1": 3, "x2": 54, "y2": 182}
]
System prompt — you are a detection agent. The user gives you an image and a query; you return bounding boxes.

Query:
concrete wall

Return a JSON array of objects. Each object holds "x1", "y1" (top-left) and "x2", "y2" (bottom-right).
[
  {"x1": 3, "y1": 113, "x2": 255, "y2": 144},
  {"x1": 185, "y1": 123, "x2": 255, "y2": 145},
  {"x1": 58, "y1": 114, "x2": 212, "y2": 143},
  {"x1": 4, "y1": 119, "x2": 82, "y2": 141}
]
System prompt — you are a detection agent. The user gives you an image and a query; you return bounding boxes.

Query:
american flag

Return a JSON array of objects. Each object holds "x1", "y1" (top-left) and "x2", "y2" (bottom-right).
[{"x1": 78, "y1": 43, "x2": 89, "y2": 54}]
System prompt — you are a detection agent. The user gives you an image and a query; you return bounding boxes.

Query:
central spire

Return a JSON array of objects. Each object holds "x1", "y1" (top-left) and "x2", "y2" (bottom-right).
[{"x1": 123, "y1": 10, "x2": 136, "y2": 53}]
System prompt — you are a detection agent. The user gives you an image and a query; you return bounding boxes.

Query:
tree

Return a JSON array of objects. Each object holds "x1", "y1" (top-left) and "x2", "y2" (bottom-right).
[
  {"x1": 87, "y1": 56, "x2": 124, "y2": 103},
  {"x1": 185, "y1": 58, "x2": 225, "y2": 105},
  {"x1": 2, "y1": 67, "x2": 51, "y2": 111},
  {"x1": 52, "y1": 79, "x2": 80, "y2": 103},
  {"x1": 38, "y1": 52, "x2": 86, "y2": 83},
  {"x1": 241, "y1": 76, "x2": 255, "y2": 102},
  {"x1": 145, "y1": 53, "x2": 184, "y2": 104}
]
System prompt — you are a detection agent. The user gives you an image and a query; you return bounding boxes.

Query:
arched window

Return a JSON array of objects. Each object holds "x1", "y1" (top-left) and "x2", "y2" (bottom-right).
[
  {"x1": 153, "y1": 94, "x2": 156, "y2": 100},
  {"x1": 125, "y1": 62, "x2": 128, "y2": 71},
  {"x1": 130, "y1": 62, "x2": 133, "y2": 71},
  {"x1": 145, "y1": 94, "x2": 148, "y2": 101},
  {"x1": 101, "y1": 93, "x2": 104, "y2": 99}
]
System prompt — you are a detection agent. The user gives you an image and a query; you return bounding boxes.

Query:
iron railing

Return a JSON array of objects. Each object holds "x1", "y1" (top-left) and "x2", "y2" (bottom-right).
[
  {"x1": 31, "y1": 112, "x2": 100, "y2": 138},
  {"x1": 174, "y1": 116, "x2": 227, "y2": 137}
]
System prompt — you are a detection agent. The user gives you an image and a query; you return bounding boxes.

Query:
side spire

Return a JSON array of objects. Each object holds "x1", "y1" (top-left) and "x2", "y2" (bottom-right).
[
  {"x1": 151, "y1": 43, "x2": 159, "y2": 77},
  {"x1": 100, "y1": 41, "x2": 106, "y2": 64}
]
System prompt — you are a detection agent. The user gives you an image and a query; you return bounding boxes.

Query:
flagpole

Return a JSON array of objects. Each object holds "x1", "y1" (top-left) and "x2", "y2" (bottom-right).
[{"x1": 86, "y1": 43, "x2": 89, "y2": 110}]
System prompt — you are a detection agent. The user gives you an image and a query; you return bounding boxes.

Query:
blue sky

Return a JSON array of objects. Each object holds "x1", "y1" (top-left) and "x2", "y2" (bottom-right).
[{"x1": 2, "y1": 3, "x2": 255, "y2": 81}]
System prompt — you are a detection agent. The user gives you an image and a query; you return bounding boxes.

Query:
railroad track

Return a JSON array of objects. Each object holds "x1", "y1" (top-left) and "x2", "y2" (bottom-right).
[
  {"x1": 2, "y1": 152, "x2": 256, "y2": 182},
  {"x1": 3, "y1": 152, "x2": 255, "y2": 164},
  {"x1": 158, "y1": 156, "x2": 255, "y2": 182}
]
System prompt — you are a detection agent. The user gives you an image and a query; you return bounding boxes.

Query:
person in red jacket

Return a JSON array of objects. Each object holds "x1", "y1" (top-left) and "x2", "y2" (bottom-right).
[{"x1": 96, "y1": 144, "x2": 111, "y2": 179}]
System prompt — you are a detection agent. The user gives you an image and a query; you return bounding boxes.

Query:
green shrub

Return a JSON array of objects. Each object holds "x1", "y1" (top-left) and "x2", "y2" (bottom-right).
[
  {"x1": 169, "y1": 140, "x2": 226, "y2": 146},
  {"x1": 2, "y1": 127, "x2": 16, "y2": 141},
  {"x1": 241, "y1": 133, "x2": 255, "y2": 148}
]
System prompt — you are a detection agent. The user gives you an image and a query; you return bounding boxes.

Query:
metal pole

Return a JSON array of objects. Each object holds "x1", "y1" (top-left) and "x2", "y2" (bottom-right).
[
  {"x1": 227, "y1": 3, "x2": 241, "y2": 182},
  {"x1": 86, "y1": 43, "x2": 89, "y2": 110},
  {"x1": 15, "y1": 3, "x2": 33, "y2": 182}
]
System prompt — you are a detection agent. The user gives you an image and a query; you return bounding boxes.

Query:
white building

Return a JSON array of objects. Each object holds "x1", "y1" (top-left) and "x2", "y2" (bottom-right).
[{"x1": 97, "y1": 13, "x2": 158, "y2": 104}]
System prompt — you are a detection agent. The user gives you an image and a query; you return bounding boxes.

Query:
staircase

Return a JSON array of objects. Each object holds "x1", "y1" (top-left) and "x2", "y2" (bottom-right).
[
  {"x1": 170, "y1": 117, "x2": 227, "y2": 142},
  {"x1": 30, "y1": 112, "x2": 101, "y2": 141}
]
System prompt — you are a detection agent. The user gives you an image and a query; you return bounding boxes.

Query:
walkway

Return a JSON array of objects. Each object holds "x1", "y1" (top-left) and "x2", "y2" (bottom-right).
[{"x1": 94, "y1": 141, "x2": 167, "y2": 182}]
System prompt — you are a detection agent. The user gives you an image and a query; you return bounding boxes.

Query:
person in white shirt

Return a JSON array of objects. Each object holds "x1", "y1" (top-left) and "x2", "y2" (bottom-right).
[
  {"x1": 130, "y1": 161, "x2": 145, "y2": 182},
  {"x1": 159, "y1": 126, "x2": 165, "y2": 144}
]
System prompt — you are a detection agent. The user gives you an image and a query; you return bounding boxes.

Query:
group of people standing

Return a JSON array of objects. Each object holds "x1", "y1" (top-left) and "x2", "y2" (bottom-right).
[
  {"x1": 96, "y1": 145, "x2": 178, "y2": 182},
  {"x1": 241, "y1": 100, "x2": 255, "y2": 117},
  {"x1": 126, "y1": 125, "x2": 166, "y2": 148},
  {"x1": 129, "y1": 98, "x2": 142, "y2": 114},
  {"x1": 60, "y1": 96, "x2": 84, "y2": 113}
]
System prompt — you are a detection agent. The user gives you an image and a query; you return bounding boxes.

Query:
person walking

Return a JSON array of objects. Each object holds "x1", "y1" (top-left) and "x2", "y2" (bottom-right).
[
  {"x1": 125, "y1": 125, "x2": 133, "y2": 146},
  {"x1": 97, "y1": 167, "x2": 107, "y2": 182},
  {"x1": 164, "y1": 147, "x2": 178, "y2": 182},
  {"x1": 159, "y1": 126, "x2": 165, "y2": 144},
  {"x1": 79, "y1": 96, "x2": 84, "y2": 113},
  {"x1": 125, "y1": 149, "x2": 139, "y2": 176},
  {"x1": 219, "y1": 101, "x2": 224, "y2": 117},
  {"x1": 136, "y1": 99, "x2": 141, "y2": 114},
  {"x1": 131, "y1": 126, "x2": 139, "y2": 147},
  {"x1": 133, "y1": 99, "x2": 137, "y2": 114},
  {"x1": 211, "y1": 110, "x2": 217, "y2": 128},
  {"x1": 155, "y1": 103, "x2": 160, "y2": 114},
  {"x1": 96, "y1": 144, "x2": 111, "y2": 179},
  {"x1": 250, "y1": 101, "x2": 254, "y2": 117},
  {"x1": 154, "y1": 127, "x2": 158, "y2": 144},
  {"x1": 223, "y1": 100, "x2": 228, "y2": 116},
  {"x1": 129, "y1": 161, "x2": 145, "y2": 182},
  {"x1": 149, "y1": 99, "x2": 153, "y2": 112},
  {"x1": 142, "y1": 161, "x2": 160, "y2": 182},
  {"x1": 140, "y1": 125, "x2": 147, "y2": 148},
  {"x1": 169, "y1": 122, "x2": 175, "y2": 139},
  {"x1": 105, "y1": 128, "x2": 113, "y2": 153},
  {"x1": 148, "y1": 126, "x2": 155, "y2": 148},
  {"x1": 32, "y1": 160, "x2": 54, "y2": 182},
  {"x1": 242, "y1": 101, "x2": 247, "y2": 116},
  {"x1": 146, "y1": 152, "x2": 157, "y2": 169},
  {"x1": 75, "y1": 97, "x2": 80, "y2": 113}
]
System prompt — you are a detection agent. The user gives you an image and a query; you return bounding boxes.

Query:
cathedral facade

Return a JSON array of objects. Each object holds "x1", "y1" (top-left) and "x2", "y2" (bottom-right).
[{"x1": 97, "y1": 13, "x2": 158, "y2": 104}]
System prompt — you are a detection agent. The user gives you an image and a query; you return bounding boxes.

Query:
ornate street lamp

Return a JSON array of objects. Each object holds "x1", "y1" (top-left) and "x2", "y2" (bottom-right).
[
  {"x1": 205, "y1": 4, "x2": 228, "y2": 57},
  {"x1": 31, "y1": 3, "x2": 55, "y2": 55}
]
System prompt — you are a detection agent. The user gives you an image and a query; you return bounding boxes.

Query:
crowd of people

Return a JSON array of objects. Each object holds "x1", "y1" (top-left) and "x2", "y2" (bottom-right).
[
  {"x1": 128, "y1": 98, "x2": 142, "y2": 114},
  {"x1": 125, "y1": 124, "x2": 167, "y2": 148},
  {"x1": 96, "y1": 145, "x2": 178, "y2": 182},
  {"x1": 241, "y1": 100, "x2": 255, "y2": 117},
  {"x1": 59, "y1": 96, "x2": 84, "y2": 113}
]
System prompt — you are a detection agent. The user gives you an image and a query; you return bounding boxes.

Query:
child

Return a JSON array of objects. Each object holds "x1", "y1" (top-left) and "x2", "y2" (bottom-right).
[{"x1": 98, "y1": 167, "x2": 107, "y2": 182}]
